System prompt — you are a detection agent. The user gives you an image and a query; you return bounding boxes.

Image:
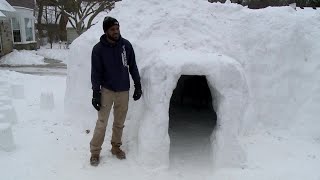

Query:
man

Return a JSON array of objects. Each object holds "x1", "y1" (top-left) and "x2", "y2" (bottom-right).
[{"x1": 90, "y1": 16, "x2": 142, "y2": 166}]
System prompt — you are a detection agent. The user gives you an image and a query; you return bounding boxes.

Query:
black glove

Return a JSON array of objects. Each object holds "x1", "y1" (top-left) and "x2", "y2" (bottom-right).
[
  {"x1": 133, "y1": 83, "x2": 142, "y2": 101},
  {"x1": 92, "y1": 91, "x2": 101, "y2": 111}
]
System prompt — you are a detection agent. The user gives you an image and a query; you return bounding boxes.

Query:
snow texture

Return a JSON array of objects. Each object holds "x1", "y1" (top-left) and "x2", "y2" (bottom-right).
[
  {"x1": 0, "y1": 104, "x2": 17, "y2": 124},
  {"x1": 40, "y1": 92, "x2": 55, "y2": 110},
  {"x1": 35, "y1": 47, "x2": 69, "y2": 63},
  {"x1": 65, "y1": 0, "x2": 320, "y2": 169},
  {"x1": 10, "y1": 84, "x2": 25, "y2": 99},
  {"x1": 0, "y1": 50, "x2": 46, "y2": 65},
  {"x1": 0, "y1": 122, "x2": 15, "y2": 151}
]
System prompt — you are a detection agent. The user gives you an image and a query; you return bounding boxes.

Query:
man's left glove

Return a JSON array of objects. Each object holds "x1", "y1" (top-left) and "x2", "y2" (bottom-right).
[
  {"x1": 133, "y1": 83, "x2": 142, "y2": 101},
  {"x1": 92, "y1": 91, "x2": 101, "y2": 111}
]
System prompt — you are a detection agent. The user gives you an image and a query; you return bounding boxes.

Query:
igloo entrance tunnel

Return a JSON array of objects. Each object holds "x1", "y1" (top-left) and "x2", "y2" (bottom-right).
[
  {"x1": 136, "y1": 52, "x2": 249, "y2": 168},
  {"x1": 169, "y1": 75, "x2": 217, "y2": 168}
]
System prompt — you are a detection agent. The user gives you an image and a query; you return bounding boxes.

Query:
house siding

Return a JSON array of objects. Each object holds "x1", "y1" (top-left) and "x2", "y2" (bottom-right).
[
  {"x1": 13, "y1": 42, "x2": 37, "y2": 50},
  {"x1": 0, "y1": 19, "x2": 13, "y2": 56},
  {"x1": 2, "y1": 7, "x2": 37, "y2": 51}
]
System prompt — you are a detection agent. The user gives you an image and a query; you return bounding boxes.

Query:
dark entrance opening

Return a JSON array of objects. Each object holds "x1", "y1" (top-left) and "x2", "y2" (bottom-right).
[{"x1": 169, "y1": 75, "x2": 217, "y2": 170}]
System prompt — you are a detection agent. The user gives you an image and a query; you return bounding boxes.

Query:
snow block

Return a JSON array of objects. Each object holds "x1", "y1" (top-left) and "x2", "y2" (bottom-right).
[
  {"x1": 0, "y1": 96, "x2": 12, "y2": 105},
  {"x1": 0, "y1": 80, "x2": 8, "y2": 86},
  {"x1": 40, "y1": 92, "x2": 55, "y2": 110},
  {"x1": 10, "y1": 84, "x2": 25, "y2": 99},
  {"x1": 0, "y1": 122, "x2": 15, "y2": 151},
  {"x1": 0, "y1": 88, "x2": 8, "y2": 96},
  {"x1": 0, "y1": 105, "x2": 18, "y2": 124}
]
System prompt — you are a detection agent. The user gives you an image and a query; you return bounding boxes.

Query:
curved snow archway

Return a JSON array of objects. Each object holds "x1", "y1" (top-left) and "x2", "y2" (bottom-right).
[{"x1": 137, "y1": 51, "x2": 249, "y2": 168}]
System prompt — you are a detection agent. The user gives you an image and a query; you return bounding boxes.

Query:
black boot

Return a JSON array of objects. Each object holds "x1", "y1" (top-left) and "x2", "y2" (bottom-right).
[
  {"x1": 111, "y1": 145, "x2": 126, "y2": 159},
  {"x1": 90, "y1": 154, "x2": 100, "y2": 166}
]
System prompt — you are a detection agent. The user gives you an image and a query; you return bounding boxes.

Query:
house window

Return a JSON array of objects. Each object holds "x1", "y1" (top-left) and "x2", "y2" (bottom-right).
[
  {"x1": 11, "y1": 17, "x2": 21, "y2": 43},
  {"x1": 24, "y1": 18, "x2": 34, "y2": 41}
]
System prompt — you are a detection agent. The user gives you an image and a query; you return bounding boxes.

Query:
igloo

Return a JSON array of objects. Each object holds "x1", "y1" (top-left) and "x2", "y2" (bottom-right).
[
  {"x1": 65, "y1": 0, "x2": 320, "y2": 169},
  {"x1": 66, "y1": 47, "x2": 249, "y2": 168}
]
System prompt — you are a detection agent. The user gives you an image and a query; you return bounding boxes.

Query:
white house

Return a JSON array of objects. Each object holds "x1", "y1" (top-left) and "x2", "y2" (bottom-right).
[
  {"x1": 0, "y1": 0, "x2": 15, "y2": 56},
  {"x1": 2, "y1": 0, "x2": 37, "y2": 51}
]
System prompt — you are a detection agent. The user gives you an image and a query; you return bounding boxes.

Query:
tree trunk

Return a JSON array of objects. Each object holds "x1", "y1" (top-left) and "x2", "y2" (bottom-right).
[
  {"x1": 59, "y1": 13, "x2": 68, "y2": 41},
  {"x1": 36, "y1": 1, "x2": 44, "y2": 38}
]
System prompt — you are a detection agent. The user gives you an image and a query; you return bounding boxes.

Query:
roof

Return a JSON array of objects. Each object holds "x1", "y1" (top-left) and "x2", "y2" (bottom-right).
[
  {"x1": 0, "y1": 0, "x2": 15, "y2": 12},
  {"x1": 0, "y1": 11, "x2": 5, "y2": 17},
  {"x1": 6, "y1": 0, "x2": 35, "y2": 9}
]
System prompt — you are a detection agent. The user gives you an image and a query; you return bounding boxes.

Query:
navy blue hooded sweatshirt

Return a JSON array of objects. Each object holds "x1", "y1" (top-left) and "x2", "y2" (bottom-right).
[{"x1": 91, "y1": 34, "x2": 141, "y2": 92}]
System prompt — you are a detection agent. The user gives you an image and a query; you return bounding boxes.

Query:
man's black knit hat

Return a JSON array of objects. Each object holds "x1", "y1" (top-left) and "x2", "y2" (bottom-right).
[{"x1": 103, "y1": 16, "x2": 119, "y2": 32}]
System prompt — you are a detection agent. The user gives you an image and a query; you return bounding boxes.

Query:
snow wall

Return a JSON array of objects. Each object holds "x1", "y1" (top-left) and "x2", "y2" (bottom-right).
[{"x1": 65, "y1": 0, "x2": 320, "y2": 169}]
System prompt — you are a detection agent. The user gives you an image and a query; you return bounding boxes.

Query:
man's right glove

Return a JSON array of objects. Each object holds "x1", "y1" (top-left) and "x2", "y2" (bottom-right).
[
  {"x1": 92, "y1": 91, "x2": 101, "y2": 111},
  {"x1": 133, "y1": 83, "x2": 142, "y2": 101}
]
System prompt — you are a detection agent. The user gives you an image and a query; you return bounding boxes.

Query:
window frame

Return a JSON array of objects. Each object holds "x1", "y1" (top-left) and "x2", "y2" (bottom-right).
[
  {"x1": 24, "y1": 18, "x2": 34, "y2": 42},
  {"x1": 11, "y1": 17, "x2": 22, "y2": 43}
]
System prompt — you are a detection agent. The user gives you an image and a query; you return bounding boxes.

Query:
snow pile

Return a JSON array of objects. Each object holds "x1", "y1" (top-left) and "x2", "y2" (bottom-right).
[
  {"x1": 0, "y1": 50, "x2": 46, "y2": 65},
  {"x1": 36, "y1": 48, "x2": 69, "y2": 63},
  {"x1": 65, "y1": 0, "x2": 320, "y2": 169}
]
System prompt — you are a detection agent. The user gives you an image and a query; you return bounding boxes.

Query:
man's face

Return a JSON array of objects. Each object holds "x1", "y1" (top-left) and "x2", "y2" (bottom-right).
[{"x1": 106, "y1": 25, "x2": 120, "y2": 42}]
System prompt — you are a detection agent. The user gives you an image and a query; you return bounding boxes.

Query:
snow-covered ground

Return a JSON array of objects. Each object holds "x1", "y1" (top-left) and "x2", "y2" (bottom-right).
[
  {"x1": 0, "y1": 0, "x2": 320, "y2": 179},
  {"x1": 0, "y1": 70, "x2": 319, "y2": 180}
]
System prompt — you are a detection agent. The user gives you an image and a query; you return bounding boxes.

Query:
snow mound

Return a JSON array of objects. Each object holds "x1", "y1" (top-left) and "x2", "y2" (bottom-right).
[
  {"x1": 65, "y1": 0, "x2": 320, "y2": 168},
  {"x1": 35, "y1": 48, "x2": 68, "y2": 63},
  {"x1": 0, "y1": 50, "x2": 46, "y2": 66}
]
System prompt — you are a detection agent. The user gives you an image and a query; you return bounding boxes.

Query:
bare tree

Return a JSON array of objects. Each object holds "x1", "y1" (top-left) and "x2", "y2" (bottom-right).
[
  {"x1": 36, "y1": 0, "x2": 44, "y2": 37},
  {"x1": 56, "y1": 0, "x2": 116, "y2": 35}
]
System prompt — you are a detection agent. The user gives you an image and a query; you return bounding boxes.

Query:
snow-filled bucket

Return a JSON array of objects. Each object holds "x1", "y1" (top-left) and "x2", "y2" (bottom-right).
[
  {"x1": 10, "y1": 84, "x2": 25, "y2": 99},
  {"x1": 0, "y1": 122, "x2": 15, "y2": 151},
  {"x1": 0, "y1": 105, "x2": 18, "y2": 124},
  {"x1": 40, "y1": 92, "x2": 55, "y2": 110}
]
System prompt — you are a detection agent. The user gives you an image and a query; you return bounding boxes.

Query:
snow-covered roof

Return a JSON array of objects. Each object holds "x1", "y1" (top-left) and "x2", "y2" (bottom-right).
[
  {"x1": 6, "y1": 0, "x2": 35, "y2": 10},
  {"x1": 0, "y1": 10, "x2": 5, "y2": 17},
  {"x1": 0, "y1": 0, "x2": 15, "y2": 12}
]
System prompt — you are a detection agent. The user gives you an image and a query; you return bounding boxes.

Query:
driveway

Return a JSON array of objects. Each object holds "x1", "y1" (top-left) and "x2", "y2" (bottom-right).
[{"x1": 0, "y1": 58, "x2": 67, "y2": 76}]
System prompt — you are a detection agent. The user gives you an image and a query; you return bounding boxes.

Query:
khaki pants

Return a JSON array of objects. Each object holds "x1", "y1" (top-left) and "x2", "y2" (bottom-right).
[{"x1": 90, "y1": 88, "x2": 129, "y2": 155}]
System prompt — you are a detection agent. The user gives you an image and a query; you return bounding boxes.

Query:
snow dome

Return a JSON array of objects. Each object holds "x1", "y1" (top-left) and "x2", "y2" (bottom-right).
[{"x1": 65, "y1": 0, "x2": 320, "y2": 169}]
